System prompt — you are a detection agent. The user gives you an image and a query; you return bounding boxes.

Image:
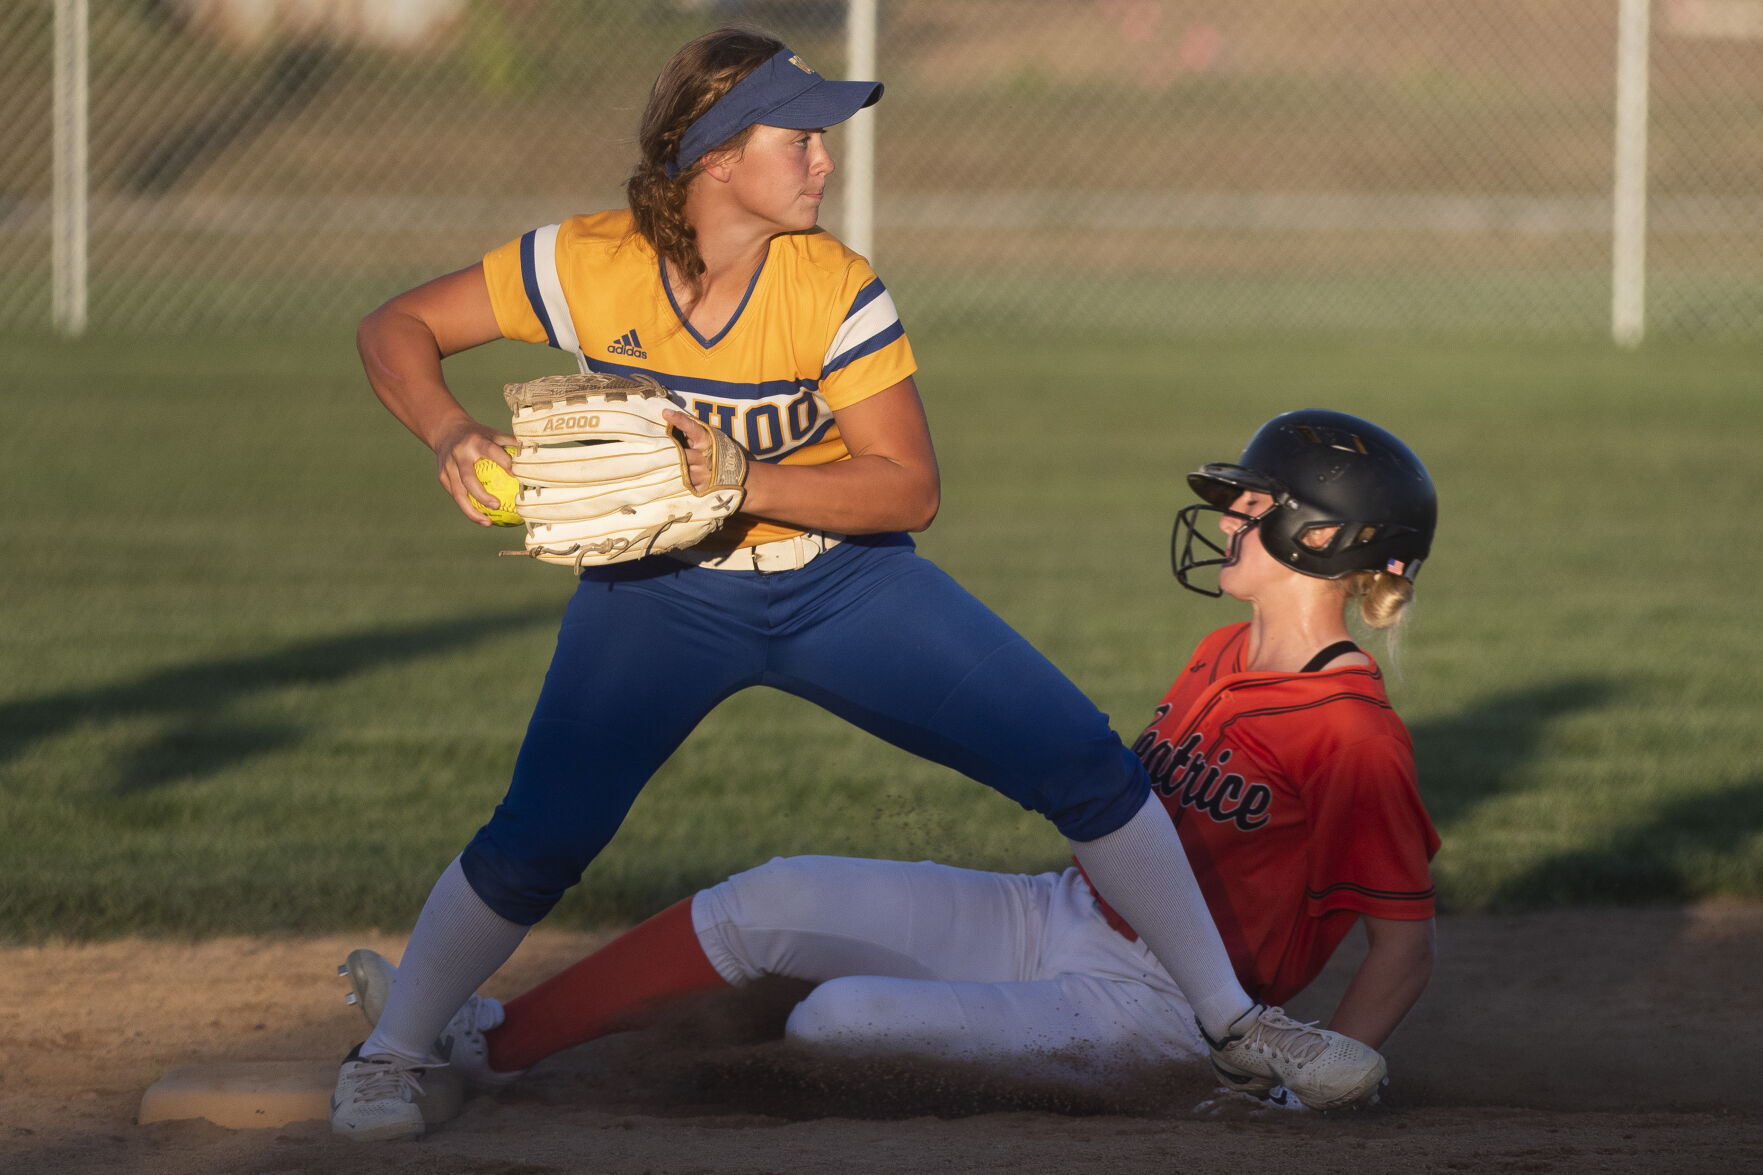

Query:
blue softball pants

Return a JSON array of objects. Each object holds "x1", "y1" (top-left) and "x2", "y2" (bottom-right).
[{"x1": 459, "y1": 534, "x2": 1152, "y2": 925}]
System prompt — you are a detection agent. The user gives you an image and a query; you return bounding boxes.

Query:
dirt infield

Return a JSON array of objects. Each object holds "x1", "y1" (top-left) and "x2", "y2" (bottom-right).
[{"x1": 4, "y1": 901, "x2": 1760, "y2": 1174}]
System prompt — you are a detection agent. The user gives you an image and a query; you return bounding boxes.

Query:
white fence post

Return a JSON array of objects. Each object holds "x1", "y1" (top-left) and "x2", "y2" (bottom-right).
[
  {"x1": 844, "y1": 0, "x2": 878, "y2": 261},
  {"x1": 1612, "y1": 0, "x2": 1650, "y2": 348},
  {"x1": 52, "y1": 0, "x2": 89, "y2": 338}
]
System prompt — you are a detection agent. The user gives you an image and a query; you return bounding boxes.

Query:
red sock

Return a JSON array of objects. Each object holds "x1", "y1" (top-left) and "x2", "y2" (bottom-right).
[{"x1": 484, "y1": 896, "x2": 728, "y2": 1073}]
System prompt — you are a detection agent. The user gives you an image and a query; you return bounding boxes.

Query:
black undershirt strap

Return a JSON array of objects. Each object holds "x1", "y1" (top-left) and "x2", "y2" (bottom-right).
[{"x1": 1301, "y1": 640, "x2": 1361, "y2": 673}]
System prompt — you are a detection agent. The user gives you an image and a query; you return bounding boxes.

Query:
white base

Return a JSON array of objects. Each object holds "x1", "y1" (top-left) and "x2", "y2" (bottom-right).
[{"x1": 139, "y1": 1060, "x2": 464, "y2": 1130}]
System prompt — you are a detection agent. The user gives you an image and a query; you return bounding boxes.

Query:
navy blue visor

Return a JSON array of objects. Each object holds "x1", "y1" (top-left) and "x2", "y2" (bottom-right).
[{"x1": 668, "y1": 47, "x2": 882, "y2": 178}]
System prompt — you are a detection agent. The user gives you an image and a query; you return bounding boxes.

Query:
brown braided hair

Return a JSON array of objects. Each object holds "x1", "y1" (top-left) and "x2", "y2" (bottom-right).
[{"x1": 627, "y1": 28, "x2": 783, "y2": 301}]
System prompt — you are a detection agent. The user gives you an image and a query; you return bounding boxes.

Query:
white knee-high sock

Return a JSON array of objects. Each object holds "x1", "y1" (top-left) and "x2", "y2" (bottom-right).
[
  {"x1": 361, "y1": 856, "x2": 529, "y2": 1062},
  {"x1": 1068, "y1": 794, "x2": 1253, "y2": 1041}
]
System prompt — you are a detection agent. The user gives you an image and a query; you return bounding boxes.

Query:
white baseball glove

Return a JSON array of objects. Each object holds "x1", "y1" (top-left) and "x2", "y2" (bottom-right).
[{"x1": 499, "y1": 372, "x2": 747, "y2": 571}]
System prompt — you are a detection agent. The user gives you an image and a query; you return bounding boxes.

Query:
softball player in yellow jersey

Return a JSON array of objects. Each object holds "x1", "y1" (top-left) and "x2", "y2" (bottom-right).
[{"x1": 331, "y1": 26, "x2": 1385, "y2": 1140}]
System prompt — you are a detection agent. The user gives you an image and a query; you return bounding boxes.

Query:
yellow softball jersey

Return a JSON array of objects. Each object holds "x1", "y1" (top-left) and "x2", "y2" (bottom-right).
[{"x1": 482, "y1": 211, "x2": 918, "y2": 550}]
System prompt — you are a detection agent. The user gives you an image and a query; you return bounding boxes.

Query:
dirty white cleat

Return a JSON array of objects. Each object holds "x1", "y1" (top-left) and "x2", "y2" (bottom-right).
[
  {"x1": 1192, "y1": 1083, "x2": 1308, "y2": 1117},
  {"x1": 327, "y1": 1045, "x2": 432, "y2": 1142},
  {"x1": 338, "y1": 948, "x2": 522, "y2": 1089},
  {"x1": 1201, "y1": 1003, "x2": 1386, "y2": 1111},
  {"x1": 340, "y1": 948, "x2": 396, "y2": 1026},
  {"x1": 433, "y1": 992, "x2": 522, "y2": 1090}
]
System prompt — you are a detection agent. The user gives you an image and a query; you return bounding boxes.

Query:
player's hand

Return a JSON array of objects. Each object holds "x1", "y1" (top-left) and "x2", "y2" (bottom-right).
[
  {"x1": 435, "y1": 416, "x2": 518, "y2": 525},
  {"x1": 663, "y1": 408, "x2": 716, "y2": 493}
]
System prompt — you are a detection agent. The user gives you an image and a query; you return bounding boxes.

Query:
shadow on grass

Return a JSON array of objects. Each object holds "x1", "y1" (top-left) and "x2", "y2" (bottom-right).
[
  {"x1": 1408, "y1": 676, "x2": 1617, "y2": 828},
  {"x1": 1410, "y1": 676, "x2": 1763, "y2": 909},
  {"x1": 1482, "y1": 775, "x2": 1763, "y2": 907},
  {"x1": 0, "y1": 605, "x2": 560, "y2": 793}
]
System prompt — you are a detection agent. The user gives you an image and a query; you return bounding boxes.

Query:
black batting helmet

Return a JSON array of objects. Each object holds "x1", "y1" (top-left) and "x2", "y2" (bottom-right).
[{"x1": 1172, "y1": 409, "x2": 1436, "y2": 597}]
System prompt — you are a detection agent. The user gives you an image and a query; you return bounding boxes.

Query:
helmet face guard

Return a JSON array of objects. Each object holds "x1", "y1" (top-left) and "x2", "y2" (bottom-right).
[
  {"x1": 1171, "y1": 502, "x2": 1259, "y2": 598},
  {"x1": 1171, "y1": 410, "x2": 1436, "y2": 599}
]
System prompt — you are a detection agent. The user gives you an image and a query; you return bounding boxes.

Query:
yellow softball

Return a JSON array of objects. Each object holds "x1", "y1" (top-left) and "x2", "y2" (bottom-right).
[{"x1": 471, "y1": 447, "x2": 522, "y2": 526}]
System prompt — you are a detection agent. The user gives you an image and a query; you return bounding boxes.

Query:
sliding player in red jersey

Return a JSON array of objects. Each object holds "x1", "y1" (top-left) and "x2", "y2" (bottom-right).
[
  {"x1": 343, "y1": 409, "x2": 1438, "y2": 1117},
  {"x1": 1117, "y1": 408, "x2": 1440, "y2": 1087}
]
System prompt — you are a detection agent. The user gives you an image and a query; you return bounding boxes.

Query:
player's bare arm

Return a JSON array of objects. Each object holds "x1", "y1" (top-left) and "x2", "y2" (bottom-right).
[
  {"x1": 665, "y1": 376, "x2": 940, "y2": 534},
  {"x1": 357, "y1": 263, "x2": 517, "y2": 524},
  {"x1": 1326, "y1": 914, "x2": 1436, "y2": 1049}
]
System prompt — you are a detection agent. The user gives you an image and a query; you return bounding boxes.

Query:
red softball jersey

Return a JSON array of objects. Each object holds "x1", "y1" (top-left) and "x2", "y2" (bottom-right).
[{"x1": 1092, "y1": 622, "x2": 1440, "y2": 1007}]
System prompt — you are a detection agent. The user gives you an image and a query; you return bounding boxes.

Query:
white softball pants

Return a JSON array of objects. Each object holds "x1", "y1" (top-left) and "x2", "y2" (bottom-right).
[{"x1": 691, "y1": 856, "x2": 1205, "y2": 1080}]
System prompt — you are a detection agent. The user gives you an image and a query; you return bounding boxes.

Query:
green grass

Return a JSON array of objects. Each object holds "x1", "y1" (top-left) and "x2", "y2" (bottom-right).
[{"x1": 2, "y1": 330, "x2": 1760, "y2": 941}]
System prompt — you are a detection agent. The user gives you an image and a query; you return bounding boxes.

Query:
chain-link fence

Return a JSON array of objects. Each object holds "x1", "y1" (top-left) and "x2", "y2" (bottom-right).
[{"x1": 4, "y1": 0, "x2": 1760, "y2": 339}]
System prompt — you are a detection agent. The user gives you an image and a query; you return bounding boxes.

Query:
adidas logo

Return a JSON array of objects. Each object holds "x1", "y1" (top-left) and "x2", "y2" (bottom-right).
[{"x1": 606, "y1": 329, "x2": 647, "y2": 359}]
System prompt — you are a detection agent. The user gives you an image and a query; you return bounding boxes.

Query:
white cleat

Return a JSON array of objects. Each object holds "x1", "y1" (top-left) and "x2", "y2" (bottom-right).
[
  {"x1": 327, "y1": 1045, "x2": 432, "y2": 1142},
  {"x1": 338, "y1": 948, "x2": 522, "y2": 1090},
  {"x1": 340, "y1": 948, "x2": 397, "y2": 1026},
  {"x1": 1201, "y1": 1003, "x2": 1387, "y2": 1111},
  {"x1": 1193, "y1": 1083, "x2": 1309, "y2": 1117}
]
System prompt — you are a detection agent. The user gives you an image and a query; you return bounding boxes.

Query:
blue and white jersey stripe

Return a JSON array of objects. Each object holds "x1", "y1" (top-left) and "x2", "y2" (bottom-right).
[
  {"x1": 519, "y1": 224, "x2": 588, "y2": 369},
  {"x1": 585, "y1": 363, "x2": 812, "y2": 404},
  {"x1": 823, "y1": 280, "x2": 904, "y2": 376}
]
